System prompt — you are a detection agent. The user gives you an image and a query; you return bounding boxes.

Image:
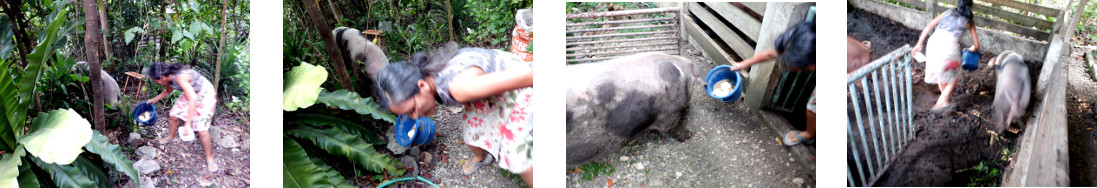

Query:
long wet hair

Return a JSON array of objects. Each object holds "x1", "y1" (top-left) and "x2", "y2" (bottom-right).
[
  {"x1": 775, "y1": 21, "x2": 816, "y2": 68},
  {"x1": 145, "y1": 61, "x2": 189, "y2": 80},
  {"x1": 956, "y1": 0, "x2": 974, "y2": 21},
  {"x1": 374, "y1": 42, "x2": 460, "y2": 111}
]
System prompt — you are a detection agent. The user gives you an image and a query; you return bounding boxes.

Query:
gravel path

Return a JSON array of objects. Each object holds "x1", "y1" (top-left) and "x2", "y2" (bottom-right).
[{"x1": 563, "y1": 45, "x2": 815, "y2": 187}]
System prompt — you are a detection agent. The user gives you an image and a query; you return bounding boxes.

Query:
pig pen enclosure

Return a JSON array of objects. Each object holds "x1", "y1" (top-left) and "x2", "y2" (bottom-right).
[
  {"x1": 848, "y1": 0, "x2": 1082, "y2": 186},
  {"x1": 0, "y1": 0, "x2": 253, "y2": 187},
  {"x1": 565, "y1": 2, "x2": 817, "y2": 187}
]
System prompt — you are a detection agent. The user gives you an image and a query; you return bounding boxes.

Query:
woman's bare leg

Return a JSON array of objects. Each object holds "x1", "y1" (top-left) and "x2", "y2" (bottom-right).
[
  {"x1": 802, "y1": 111, "x2": 816, "y2": 139},
  {"x1": 520, "y1": 167, "x2": 533, "y2": 187},
  {"x1": 198, "y1": 131, "x2": 218, "y2": 172},
  {"x1": 160, "y1": 117, "x2": 179, "y2": 142},
  {"x1": 935, "y1": 79, "x2": 958, "y2": 108},
  {"x1": 463, "y1": 144, "x2": 488, "y2": 171}
]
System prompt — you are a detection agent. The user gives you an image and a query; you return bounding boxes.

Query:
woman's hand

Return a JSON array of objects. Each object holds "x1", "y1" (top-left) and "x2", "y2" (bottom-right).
[
  {"x1": 911, "y1": 44, "x2": 923, "y2": 57},
  {"x1": 146, "y1": 99, "x2": 157, "y2": 104}
]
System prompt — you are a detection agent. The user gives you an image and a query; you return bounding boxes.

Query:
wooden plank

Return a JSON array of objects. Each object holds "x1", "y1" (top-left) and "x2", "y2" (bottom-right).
[
  {"x1": 740, "y1": 2, "x2": 767, "y2": 13},
  {"x1": 705, "y1": 2, "x2": 763, "y2": 41},
  {"x1": 688, "y1": 3, "x2": 755, "y2": 60},
  {"x1": 935, "y1": 0, "x2": 1055, "y2": 30},
  {"x1": 974, "y1": 15, "x2": 1050, "y2": 39},
  {"x1": 981, "y1": 0, "x2": 1060, "y2": 16},
  {"x1": 684, "y1": 15, "x2": 737, "y2": 67}
]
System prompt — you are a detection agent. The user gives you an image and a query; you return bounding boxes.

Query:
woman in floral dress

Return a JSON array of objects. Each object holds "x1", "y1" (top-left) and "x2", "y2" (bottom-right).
[{"x1": 375, "y1": 42, "x2": 534, "y2": 185}]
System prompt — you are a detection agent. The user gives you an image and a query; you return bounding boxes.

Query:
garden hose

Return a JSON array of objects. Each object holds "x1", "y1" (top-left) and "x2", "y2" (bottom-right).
[{"x1": 377, "y1": 176, "x2": 439, "y2": 188}]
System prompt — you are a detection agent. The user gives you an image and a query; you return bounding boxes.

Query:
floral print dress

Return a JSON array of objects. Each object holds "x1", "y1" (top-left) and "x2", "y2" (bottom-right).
[{"x1": 434, "y1": 48, "x2": 533, "y2": 173}]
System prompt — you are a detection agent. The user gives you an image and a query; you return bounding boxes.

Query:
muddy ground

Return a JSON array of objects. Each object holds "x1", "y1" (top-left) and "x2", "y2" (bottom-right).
[
  {"x1": 560, "y1": 43, "x2": 815, "y2": 187},
  {"x1": 847, "y1": 8, "x2": 1035, "y2": 186},
  {"x1": 110, "y1": 102, "x2": 251, "y2": 188},
  {"x1": 1066, "y1": 46, "x2": 1097, "y2": 187}
]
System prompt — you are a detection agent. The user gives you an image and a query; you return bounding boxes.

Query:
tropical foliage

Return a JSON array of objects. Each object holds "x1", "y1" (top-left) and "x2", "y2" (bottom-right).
[
  {"x1": 0, "y1": 0, "x2": 249, "y2": 186},
  {"x1": 283, "y1": 63, "x2": 402, "y2": 187}
]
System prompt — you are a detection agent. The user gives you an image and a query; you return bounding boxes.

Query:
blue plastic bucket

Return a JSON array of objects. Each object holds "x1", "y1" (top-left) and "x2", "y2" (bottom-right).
[
  {"x1": 705, "y1": 65, "x2": 744, "y2": 103},
  {"x1": 394, "y1": 115, "x2": 437, "y2": 147},
  {"x1": 961, "y1": 49, "x2": 980, "y2": 71},
  {"x1": 132, "y1": 102, "x2": 157, "y2": 126}
]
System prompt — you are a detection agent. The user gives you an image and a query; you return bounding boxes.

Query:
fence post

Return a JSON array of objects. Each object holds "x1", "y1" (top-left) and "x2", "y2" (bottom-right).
[
  {"x1": 743, "y1": 2, "x2": 811, "y2": 111},
  {"x1": 925, "y1": 0, "x2": 936, "y2": 19}
]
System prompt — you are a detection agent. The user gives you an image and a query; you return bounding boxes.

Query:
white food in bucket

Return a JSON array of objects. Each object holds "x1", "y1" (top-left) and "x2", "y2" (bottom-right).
[
  {"x1": 138, "y1": 112, "x2": 152, "y2": 122},
  {"x1": 407, "y1": 123, "x2": 418, "y2": 139},
  {"x1": 712, "y1": 79, "x2": 734, "y2": 97}
]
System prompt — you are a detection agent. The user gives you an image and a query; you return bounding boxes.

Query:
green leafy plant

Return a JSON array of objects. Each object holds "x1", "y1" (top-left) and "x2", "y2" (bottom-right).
[
  {"x1": 462, "y1": 0, "x2": 531, "y2": 48},
  {"x1": 283, "y1": 63, "x2": 403, "y2": 187},
  {"x1": 578, "y1": 161, "x2": 615, "y2": 181}
]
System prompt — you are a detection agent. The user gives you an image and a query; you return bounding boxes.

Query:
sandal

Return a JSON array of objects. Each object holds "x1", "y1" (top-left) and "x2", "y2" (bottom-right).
[
  {"x1": 207, "y1": 159, "x2": 219, "y2": 172},
  {"x1": 930, "y1": 103, "x2": 954, "y2": 114},
  {"x1": 158, "y1": 137, "x2": 178, "y2": 144},
  {"x1": 461, "y1": 155, "x2": 494, "y2": 175},
  {"x1": 783, "y1": 131, "x2": 814, "y2": 146}
]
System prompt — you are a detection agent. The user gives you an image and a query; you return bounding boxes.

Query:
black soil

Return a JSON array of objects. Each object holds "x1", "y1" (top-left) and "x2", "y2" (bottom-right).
[
  {"x1": 1066, "y1": 47, "x2": 1097, "y2": 186},
  {"x1": 847, "y1": 8, "x2": 1035, "y2": 186}
]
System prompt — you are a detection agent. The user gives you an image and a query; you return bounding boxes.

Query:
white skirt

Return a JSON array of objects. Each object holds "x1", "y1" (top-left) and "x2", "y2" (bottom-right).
[{"x1": 924, "y1": 32, "x2": 962, "y2": 84}]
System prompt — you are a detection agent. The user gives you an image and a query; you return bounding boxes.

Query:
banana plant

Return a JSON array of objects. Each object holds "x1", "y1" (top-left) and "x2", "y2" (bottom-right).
[
  {"x1": 283, "y1": 62, "x2": 403, "y2": 187},
  {"x1": 0, "y1": 5, "x2": 140, "y2": 188}
]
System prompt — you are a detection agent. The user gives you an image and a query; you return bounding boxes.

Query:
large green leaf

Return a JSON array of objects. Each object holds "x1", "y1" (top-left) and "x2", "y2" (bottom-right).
[
  {"x1": 70, "y1": 156, "x2": 109, "y2": 188},
  {"x1": 18, "y1": 109, "x2": 93, "y2": 165},
  {"x1": 0, "y1": 146, "x2": 25, "y2": 187},
  {"x1": 189, "y1": 21, "x2": 203, "y2": 37},
  {"x1": 288, "y1": 113, "x2": 384, "y2": 145},
  {"x1": 123, "y1": 27, "x2": 145, "y2": 44},
  {"x1": 30, "y1": 155, "x2": 96, "y2": 188},
  {"x1": 17, "y1": 158, "x2": 39, "y2": 188},
  {"x1": 286, "y1": 126, "x2": 403, "y2": 175},
  {"x1": 83, "y1": 131, "x2": 139, "y2": 187},
  {"x1": 283, "y1": 135, "x2": 329, "y2": 188},
  {"x1": 11, "y1": 7, "x2": 68, "y2": 142},
  {"x1": 283, "y1": 62, "x2": 327, "y2": 111},
  {"x1": 171, "y1": 27, "x2": 183, "y2": 43},
  {"x1": 309, "y1": 153, "x2": 357, "y2": 188},
  {"x1": 0, "y1": 15, "x2": 15, "y2": 61},
  {"x1": 0, "y1": 59, "x2": 15, "y2": 151},
  {"x1": 316, "y1": 90, "x2": 396, "y2": 123}
]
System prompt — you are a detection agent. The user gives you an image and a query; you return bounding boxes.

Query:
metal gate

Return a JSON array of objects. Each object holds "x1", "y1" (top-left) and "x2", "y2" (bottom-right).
[
  {"x1": 565, "y1": 7, "x2": 682, "y2": 63},
  {"x1": 847, "y1": 45, "x2": 915, "y2": 186}
]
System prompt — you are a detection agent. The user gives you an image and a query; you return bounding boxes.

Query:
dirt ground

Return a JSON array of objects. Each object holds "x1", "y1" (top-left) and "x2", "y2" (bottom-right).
[
  {"x1": 847, "y1": 8, "x2": 1033, "y2": 186},
  {"x1": 385, "y1": 105, "x2": 527, "y2": 188},
  {"x1": 559, "y1": 44, "x2": 815, "y2": 187},
  {"x1": 1066, "y1": 46, "x2": 1097, "y2": 187},
  {"x1": 108, "y1": 102, "x2": 251, "y2": 188}
]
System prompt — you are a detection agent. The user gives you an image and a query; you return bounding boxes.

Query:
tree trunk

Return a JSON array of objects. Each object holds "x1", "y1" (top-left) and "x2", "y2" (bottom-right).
[
  {"x1": 326, "y1": 0, "x2": 344, "y2": 26},
  {"x1": 0, "y1": 0, "x2": 33, "y2": 67},
  {"x1": 302, "y1": 0, "x2": 354, "y2": 91},
  {"x1": 82, "y1": 0, "x2": 106, "y2": 132},
  {"x1": 215, "y1": 0, "x2": 228, "y2": 93},
  {"x1": 97, "y1": 0, "x2": 111, "y2": 60}
]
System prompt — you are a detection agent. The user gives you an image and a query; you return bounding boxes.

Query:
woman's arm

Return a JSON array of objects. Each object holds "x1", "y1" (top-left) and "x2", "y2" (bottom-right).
[
  {"x1": 728, "y1": 49, "x2": 778, "y2": 71},
  {"x1": 448, "y1": 66, "x2": 533, "y2": 103},
  {"x1": 912, "y1": 13, "x2": 946, "y2": 56},
  {"x1": 147, "y1": 86, "x2": 174, "y2": 104},
  {"x1": 968, "y1": 22, "x2": 980, "y2": 51},
  {"x1": 175, "y1": 74, "x2": 199, "y2": 124}
]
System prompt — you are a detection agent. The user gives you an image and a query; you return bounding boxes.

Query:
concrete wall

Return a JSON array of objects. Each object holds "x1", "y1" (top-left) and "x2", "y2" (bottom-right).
[{"x1": 849, "y1": 0, "x2": 1050, "y2": 61}]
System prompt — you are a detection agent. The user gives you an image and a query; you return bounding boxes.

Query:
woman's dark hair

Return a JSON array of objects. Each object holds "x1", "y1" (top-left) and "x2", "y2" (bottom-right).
[
  {"x1": 374, "y1": 42, "x2": 460, "y2": 111},
  {"x1": 146, "y1": 61, "x2": 189, "y2": 79},
  {"x1": 775, "y1": 21, "x2": 816, "y2": 68},
  {"x1": 956, "y1": 0, "x2": 974, "y2": 21}
]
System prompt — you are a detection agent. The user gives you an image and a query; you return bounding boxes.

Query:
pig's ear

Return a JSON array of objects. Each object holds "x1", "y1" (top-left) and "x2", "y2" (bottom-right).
[{"x1": 862, "y1": 41, "x2": 872, "y2": 51}]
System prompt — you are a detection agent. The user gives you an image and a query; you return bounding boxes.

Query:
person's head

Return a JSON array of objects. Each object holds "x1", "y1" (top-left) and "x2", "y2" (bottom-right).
[
  {"x1": 956, "y1": 0, "x2": 974, "y2": 21},
  {"x1": 145, "y1": 61, "x2": 188, "y2": 86},
  {"x1": 775, "y1": 21, "x2": 816, "y2": 71},
  {"x1": 375, "y1": 53, "x2": 437, "y2": 119},
  {"x1": 375, "y1": 42, "x2": 461, "y2": 118}
]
